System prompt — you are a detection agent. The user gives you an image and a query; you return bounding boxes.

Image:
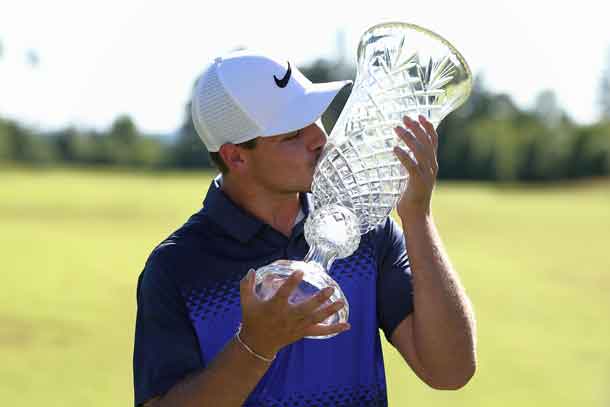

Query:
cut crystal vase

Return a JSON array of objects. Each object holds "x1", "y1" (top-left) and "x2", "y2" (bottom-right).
[{"x1": 254, "y1": 22, "x2": 472, "y2": 339}]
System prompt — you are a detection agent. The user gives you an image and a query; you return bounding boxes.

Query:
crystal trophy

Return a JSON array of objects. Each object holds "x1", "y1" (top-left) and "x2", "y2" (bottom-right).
[{"x1": 254, "y1": 22, "x2": 472, "y2": 339}]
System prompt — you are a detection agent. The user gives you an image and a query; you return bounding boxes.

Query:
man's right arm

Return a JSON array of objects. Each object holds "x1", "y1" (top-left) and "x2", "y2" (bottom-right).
[
  {"x1": 143, "y1": 335, "x2": 273, "y2": 406},
  {"x1": 143, "y1": 270, "x2": 350, "y2": 407}
]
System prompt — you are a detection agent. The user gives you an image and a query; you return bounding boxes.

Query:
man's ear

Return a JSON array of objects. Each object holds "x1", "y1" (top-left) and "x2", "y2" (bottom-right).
[{"x1": 218, "y1": 144, "x2": 247, "y2": 173}]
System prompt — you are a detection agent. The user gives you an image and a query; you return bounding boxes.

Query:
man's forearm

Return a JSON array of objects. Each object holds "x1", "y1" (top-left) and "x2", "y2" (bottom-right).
[
  {"x1": 153, "y1": 336, "x2": 271, "y2": 407},
  {"x1": 401, "y1": 210, "x2": 477, "y2": 387}
]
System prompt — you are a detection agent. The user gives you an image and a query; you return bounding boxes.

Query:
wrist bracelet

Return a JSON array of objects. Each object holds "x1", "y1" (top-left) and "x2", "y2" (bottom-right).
[{"x1": 235, "y1": 324, "x2": 276, "y2": 363}]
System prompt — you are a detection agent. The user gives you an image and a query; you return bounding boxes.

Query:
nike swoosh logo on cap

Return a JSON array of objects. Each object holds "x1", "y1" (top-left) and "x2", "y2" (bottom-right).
[{"x1": 273, "y1": 61, "x2": 291, "y2": 88}]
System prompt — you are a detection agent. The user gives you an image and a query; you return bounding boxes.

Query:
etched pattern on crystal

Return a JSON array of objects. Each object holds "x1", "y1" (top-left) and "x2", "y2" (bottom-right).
[
  {"x1": 304, "y1": 204, "x2": 360, "y2": 260},
  {"x1": 312, "y1": 22, "x2": 472, "y2": 234}
]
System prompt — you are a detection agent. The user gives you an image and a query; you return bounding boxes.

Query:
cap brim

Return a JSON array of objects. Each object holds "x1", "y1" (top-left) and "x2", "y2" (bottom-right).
[{"x1": 261, "y1": 80, "x2": 352, "y2": 137}]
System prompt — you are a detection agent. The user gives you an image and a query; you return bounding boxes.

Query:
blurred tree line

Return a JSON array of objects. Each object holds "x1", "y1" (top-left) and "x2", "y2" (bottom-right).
[{"x1": 0, "y1": 56, "x2": 609, "y2": 181}]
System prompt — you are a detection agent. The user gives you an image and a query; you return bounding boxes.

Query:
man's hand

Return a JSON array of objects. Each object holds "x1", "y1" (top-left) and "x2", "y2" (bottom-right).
[
  {"x1": 393, "y1": 115, "x2": 439, "y2": 218},
  {"x1": 238, "y1": 270, "x2": 350, "y2": 359}
]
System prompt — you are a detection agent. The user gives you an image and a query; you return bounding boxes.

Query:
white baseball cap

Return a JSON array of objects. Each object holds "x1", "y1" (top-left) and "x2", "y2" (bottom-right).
[{"x1": 191, "y1": 49, "x2": 352, "y2": 152}]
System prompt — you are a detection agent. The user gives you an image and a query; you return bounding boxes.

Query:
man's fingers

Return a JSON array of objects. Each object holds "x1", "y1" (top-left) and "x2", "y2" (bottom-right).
[
  {"x1": 239, "y1": 269, "x2": 257, "y2": 305},
  {"x1": 394, "y1": 116, "x2": 440, "y2": 182},
  {"x1": 303, "y1": 322, "x2": 351, "y2": 338},
  {"x1": 418, "y1": 115, "x2": 438, "y2": 151},
  {"x1": 308, "y1": 300, "x2": 346, "y2": 325},
  {"x1": 393, "y1": 145, "x2": 421, "y2": 179},
  {"x1": 292, "y1": 286, "x2": 334, "y2": 316},
  {"x1": 394, "y1": 126, "x2": 429, "y2": 170},
  {"x1": 398, "y1": 116, "x2": 437, "y2": 166},
  {"x1": 418, "y1": 116, "x2": 439, "y2": 177},
  {"x1": 403, "y1": 115, "x2": 432, "y2": 150},
  {"x1": 272, "y1": 270, "x2": 304, "y2": 303}
]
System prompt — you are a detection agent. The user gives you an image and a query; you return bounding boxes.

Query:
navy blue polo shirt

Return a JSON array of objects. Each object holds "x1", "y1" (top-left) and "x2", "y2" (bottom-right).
[{"x1": 133, "y1": 177, "x2": 413, "y2": 406}]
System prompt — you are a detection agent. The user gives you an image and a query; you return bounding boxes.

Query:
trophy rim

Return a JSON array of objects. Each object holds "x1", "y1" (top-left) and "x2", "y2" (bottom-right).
[{"x1": 356, "y1": 21, "x2": 473, "y2": 96}]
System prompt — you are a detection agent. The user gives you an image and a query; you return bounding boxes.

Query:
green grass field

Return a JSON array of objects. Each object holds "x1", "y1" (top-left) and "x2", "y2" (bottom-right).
[{"x1": 1, "y1": 168, "x2": 609, "y2": 406}]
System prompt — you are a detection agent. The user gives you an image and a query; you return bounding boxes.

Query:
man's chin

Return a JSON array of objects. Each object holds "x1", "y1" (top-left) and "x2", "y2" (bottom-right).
[
  {"x1": 290, "y1": 179, "x2": 312, "y2": 194},
  {"x1": 305, "y1": 176, "x2": 314, "y2": 193}
]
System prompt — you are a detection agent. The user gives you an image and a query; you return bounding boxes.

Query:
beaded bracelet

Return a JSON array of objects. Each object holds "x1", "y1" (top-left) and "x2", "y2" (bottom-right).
[{"x1": 235, "y1": 324, "x2": 276, "y2": 363}]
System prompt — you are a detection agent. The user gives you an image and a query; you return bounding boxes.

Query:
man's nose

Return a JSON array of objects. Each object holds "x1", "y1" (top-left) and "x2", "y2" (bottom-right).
[{"x1": 306, "y1": 121, "x2": 327, "y2": 151}]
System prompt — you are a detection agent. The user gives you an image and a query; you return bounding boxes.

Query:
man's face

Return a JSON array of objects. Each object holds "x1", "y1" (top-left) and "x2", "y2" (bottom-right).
[{"x1": 242, "y1": 121, "x2": 327, "y2": 194}]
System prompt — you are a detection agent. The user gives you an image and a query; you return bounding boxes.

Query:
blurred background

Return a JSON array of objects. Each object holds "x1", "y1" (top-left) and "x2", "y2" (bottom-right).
[{"x1": 1, "y1": 0, "x2": 609, "y2": 405}]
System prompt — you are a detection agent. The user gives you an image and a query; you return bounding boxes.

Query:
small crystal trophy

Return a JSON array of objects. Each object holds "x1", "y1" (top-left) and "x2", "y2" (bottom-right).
[
  {"x1": 254, "y1": 204, "x2": 360, "y2": 339},
  {"x1": 254, "y1": 22, "x2": 472, "y2": 339}
]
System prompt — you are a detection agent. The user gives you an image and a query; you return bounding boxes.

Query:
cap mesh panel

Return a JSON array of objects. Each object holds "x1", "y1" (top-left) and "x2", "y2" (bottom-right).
[{"x1": 193, "y1": 64, "x2": 260, "y2": 151}]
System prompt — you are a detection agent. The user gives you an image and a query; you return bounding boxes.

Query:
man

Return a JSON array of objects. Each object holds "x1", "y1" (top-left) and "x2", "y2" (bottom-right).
[{"x1": 133, "y1": 50, "x2": 477, "y2": 407}]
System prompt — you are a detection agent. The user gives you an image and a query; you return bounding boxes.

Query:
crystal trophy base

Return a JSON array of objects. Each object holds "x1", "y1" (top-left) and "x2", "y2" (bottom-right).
[
  {"x1": 253, "y1": 204, "x2": 360, "y2": 339},
  {"x1": 254, "y1": 260, "x2": 348, "y2": 339}
]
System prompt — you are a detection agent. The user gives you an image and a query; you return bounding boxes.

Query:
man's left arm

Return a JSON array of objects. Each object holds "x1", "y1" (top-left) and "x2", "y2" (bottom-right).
[{"x1": 390, "y1": 115, "x2": 477, "y2": 390}]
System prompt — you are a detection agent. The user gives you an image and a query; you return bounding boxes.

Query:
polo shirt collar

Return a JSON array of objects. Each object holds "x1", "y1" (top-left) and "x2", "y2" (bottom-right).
[
  {"x1": 202, "y1": 175, "x2": 313, "y2": 243},
  {"x1": 292, "y1": 192, "x2": 313, "y2": 238}
]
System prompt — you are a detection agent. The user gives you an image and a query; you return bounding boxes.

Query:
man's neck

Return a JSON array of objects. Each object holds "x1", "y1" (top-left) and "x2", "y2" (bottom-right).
[{"x1": 220, "y1": 175, "x2": 301, "y2": 237}]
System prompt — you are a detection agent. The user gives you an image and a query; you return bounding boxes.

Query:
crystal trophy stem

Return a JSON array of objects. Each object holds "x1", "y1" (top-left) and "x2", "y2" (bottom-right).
[{"x1": 303, "y1": 243, "x2": 337, "y2": 273}]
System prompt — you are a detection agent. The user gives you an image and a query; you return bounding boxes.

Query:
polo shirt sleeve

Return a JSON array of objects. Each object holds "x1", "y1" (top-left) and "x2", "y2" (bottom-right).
[
  {"x1": 375, "y1": 217, "x2": 414, "y2": 342},
  {"x1": 133, "y1": 254, "x2": 203, "y2": 406}
]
